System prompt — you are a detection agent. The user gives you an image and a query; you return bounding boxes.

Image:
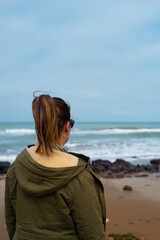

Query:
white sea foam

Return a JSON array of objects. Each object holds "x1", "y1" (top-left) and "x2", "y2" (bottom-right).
[
  {"x1": 66, "y1": 138, "x2": 160, "y2": 163},
  {"x1": 1, "y1": 123, "x2": 160, "y2": 165},
  {"x1": 0, "y1": 129, "x2": 35, "y2": 135},
  {"x1": 0, "y1": 154, "x2": 16, "y2": 162},
  {"x1": 72, "y1": 128, "x2": 160, "y2": 135},
  {"x1": 73, "y1": 148, "x2": 160, "y2": 162},
  {"x1": 1, "y1": 127, "x2": 160, "y2": 136},
  {"x1": 66, "y1": 143, "x2": 94, "y2": 148}
]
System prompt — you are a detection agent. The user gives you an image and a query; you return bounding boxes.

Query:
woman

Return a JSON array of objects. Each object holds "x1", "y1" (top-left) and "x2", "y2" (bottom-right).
[{"x1": 5, "y1": 94, "x2": 106, "y2": 240}]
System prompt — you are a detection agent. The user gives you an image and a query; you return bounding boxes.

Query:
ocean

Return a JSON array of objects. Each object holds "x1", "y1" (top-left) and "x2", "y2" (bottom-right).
[{"x1": 1, "y1": 122, "x2": 160, "y2": 165}]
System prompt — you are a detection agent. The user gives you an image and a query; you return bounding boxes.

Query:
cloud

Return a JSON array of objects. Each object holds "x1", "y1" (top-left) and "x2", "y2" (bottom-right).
[{"x1": 1, "y1": 0, "x2": 160, "y2": 121}]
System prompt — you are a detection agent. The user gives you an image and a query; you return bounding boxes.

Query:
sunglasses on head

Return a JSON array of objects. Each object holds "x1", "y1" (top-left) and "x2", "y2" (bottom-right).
[{"x1": 69, "y1": 119, "x2": 75, "y2": 128}]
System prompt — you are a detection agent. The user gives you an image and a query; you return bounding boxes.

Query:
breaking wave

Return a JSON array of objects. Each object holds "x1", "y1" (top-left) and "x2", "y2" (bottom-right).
[
  {"x1": 72, "y1": 128, "x2": 160, "y2": 135},
  {"x1": 0, "y1": 129, "x2": 35, "y2": 135}
]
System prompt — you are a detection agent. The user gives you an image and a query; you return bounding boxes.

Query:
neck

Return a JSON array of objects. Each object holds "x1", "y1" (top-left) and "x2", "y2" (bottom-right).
[
  {"x1": 52, "y1": 144, "x2": 67, "y2": 152},
  {"x1": 59, "y1": 133, "x2": 67, "y2": 146}
]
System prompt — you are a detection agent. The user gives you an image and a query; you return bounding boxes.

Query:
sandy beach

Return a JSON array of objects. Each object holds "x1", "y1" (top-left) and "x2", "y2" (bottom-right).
[
  {"x1": 0, "y1": 177, "x2": 8, "y2": 240},
  {"x1": 102, "y1": 175, "x2": 160, "y2": 240},
  {"x1": 0, "y1": 175, "x2": 160, "y2": 240}
]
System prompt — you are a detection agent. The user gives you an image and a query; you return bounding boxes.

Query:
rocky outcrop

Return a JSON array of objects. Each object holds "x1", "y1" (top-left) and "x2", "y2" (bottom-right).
[
  {"x1": 150, "y1": 159, "x2": 160, "y2": 166},
  {"x1": 91, "y1": 160, "x2": 112, "y2": 173},
  {"x1": 123, "y1": 185, "x2": 133, "y2": 191},
  {"x1": 92, "y1": 158, "x2": 160, "y2": 178},
  {"x1": 0, "y1": 161, "x2": 10, "y2": 174}
]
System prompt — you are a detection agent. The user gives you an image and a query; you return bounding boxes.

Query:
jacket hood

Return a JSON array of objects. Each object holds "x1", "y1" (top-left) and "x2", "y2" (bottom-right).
[{"x1": 14, "y1": 149, "x2": 90, "y2": 197}]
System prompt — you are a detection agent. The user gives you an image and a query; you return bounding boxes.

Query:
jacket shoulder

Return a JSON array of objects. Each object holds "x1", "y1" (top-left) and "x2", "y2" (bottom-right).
[
  {"x1": 7, "y1": 151, "x2": 22, "y2": 177},
  {"x1": 68, "y1": 151, "x2": 90, "y2": 163},
  {"x1": 6, "y1": 150, "x2": 24, "y2": 189},
  {"x1": 63, "y1": 163, "x2": 98, "y2": 200}
]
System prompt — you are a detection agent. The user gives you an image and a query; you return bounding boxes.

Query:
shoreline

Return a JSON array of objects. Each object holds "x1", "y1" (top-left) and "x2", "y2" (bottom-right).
[{"x1": 1, "y1": 175, "x2": 160, "y2": 240}]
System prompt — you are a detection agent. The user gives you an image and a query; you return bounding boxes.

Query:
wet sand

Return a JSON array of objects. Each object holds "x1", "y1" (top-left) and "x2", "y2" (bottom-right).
[
  {"x1": 102, "y1": 175, "x2": 160, "y2": 240},
  {"x1": 1, "y1": 175, "x2": 160, "y2": 240}
]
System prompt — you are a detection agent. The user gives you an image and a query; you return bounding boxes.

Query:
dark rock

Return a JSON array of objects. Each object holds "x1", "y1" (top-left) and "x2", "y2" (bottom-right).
[
  {"x1": 134, "y1": 164, "x2": 144, "y2": 172},
  {"x1": 92, "y1": 160, "x2": 112, "y2": 173},
  {"x1": 0, "y1": 161, "x2": 10, "y2": 174},
  {"x1": 123, "y1": 185, "x2": 133, "y2": 191},
  {"x1": 92, "y1": 157, "x2": 160, "y2": 178},
  {"x1": 115, "y1": 159, "x2": 131, "y2": 167},
  {"x1": 110, "y1": 159, "x2": 134, "y2": 173},
  {"x1": 150, "y1": 159, "x2": 160, "y2": 165}
]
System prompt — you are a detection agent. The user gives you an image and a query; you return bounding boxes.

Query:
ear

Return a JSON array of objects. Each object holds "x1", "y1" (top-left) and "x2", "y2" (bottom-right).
[{"x1": 64, "y1": 121, "x2": 70, "y2": 133}]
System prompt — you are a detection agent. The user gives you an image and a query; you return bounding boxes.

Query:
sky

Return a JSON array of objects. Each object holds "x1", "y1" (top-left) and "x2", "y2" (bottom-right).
[{"x1": 1, "y1": 0, "x2": 160, "y2": 122}]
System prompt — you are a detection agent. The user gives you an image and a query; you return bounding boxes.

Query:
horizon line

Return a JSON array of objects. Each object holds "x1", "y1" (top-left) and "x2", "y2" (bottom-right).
[{"x1": 0, "y1": 121, "x2": 160, "y2": 124}]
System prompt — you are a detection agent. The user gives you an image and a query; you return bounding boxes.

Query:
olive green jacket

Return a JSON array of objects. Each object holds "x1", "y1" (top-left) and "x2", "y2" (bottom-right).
[{"x1": 5, "y1": 149, "x2": 106, "y2": 240}]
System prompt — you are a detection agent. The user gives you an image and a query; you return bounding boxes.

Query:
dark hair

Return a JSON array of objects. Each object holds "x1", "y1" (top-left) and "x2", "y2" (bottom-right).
[{"x1": 32, "y1": 94, "x2": 70, "y2": 155}]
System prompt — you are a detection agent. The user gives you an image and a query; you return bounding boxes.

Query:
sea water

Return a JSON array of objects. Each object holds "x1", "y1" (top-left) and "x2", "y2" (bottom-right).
[{"x1": 1, "y1": 122, "x2": 160, "y2": 165}]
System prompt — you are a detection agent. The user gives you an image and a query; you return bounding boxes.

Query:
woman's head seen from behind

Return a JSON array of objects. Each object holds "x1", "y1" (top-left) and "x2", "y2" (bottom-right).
[{"x1": 32, "y1": 94, "x2": 73, "y2": 155}]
